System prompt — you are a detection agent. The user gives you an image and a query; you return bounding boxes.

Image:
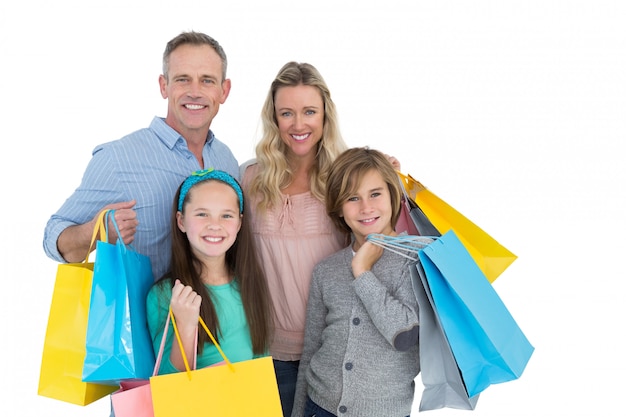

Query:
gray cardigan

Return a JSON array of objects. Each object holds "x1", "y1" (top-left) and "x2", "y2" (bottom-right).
[{"x1": 291, "y1": 245, "x2": 420, "y2": 417}]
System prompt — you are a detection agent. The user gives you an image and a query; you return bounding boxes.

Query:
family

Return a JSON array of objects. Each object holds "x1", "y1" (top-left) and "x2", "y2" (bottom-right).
[{"x1": 43, "y1": 31, "x2": 417, "y2": 417}]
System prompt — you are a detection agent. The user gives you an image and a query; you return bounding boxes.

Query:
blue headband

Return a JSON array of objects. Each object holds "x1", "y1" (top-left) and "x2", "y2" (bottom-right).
[{"x1": 178, "y1": 169, "x2": 244, "y2": 213}]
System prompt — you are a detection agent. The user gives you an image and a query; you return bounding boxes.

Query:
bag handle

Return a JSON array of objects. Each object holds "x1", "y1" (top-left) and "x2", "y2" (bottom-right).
[
  {"x1": 367, "y1": 233, "x2": 435, "y2": 261},
  {"x1": 149, "y1": 309, "x2": 198, "y2": 375},
  {"x1": 84, "y1": 209, "x2": 110, "y2": 262},
  {"x1": 396, "y1": 171, "x2": 426, "y2": 199},
  {"x1": 169, "y1": 306, "x2": 234, "y2": 380}
]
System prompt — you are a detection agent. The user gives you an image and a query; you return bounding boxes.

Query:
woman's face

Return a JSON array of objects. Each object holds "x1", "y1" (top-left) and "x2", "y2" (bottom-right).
[{"x1": 274, "y1": 84, "x2": 324, "y2": 160}]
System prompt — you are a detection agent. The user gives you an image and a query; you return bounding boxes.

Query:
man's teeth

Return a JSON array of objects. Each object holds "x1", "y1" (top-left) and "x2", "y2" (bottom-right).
[{"x1": 185, "y1": 104, "x2": 204, "y2": 110}]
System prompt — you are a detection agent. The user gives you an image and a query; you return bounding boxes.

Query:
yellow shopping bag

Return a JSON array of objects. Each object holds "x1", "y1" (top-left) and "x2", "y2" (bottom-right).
[
  {"x1": 150, "y1": 309, "x2": 282, "y2": 417},
  {"x1": 397, "y1": 172, "x2": 517, "y2": 282},
  {"x1": 37, "y1": 210, "x2": 118, "y2": 405}
]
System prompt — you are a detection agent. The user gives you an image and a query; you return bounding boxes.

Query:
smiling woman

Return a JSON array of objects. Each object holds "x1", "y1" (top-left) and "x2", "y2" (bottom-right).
[{"x1": 240, "y1": 61, "x2": 350, "y2": 416}]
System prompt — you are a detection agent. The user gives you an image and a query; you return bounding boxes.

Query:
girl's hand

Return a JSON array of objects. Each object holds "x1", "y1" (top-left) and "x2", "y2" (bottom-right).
[
  {"x1": 351, "y1": 241, "x2": 383, "y2": 278},
  {"x1": 170, "y1": 279, "x2": 201, "y2": 330},
  {"x1": 169, "y1": 279, "x2": 201, "y2": 371}
]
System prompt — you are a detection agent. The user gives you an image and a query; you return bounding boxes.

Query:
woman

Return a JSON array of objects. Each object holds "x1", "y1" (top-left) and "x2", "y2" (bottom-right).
[{"x1": 241, "y1": 62, "x2": 399, "y2": 416}]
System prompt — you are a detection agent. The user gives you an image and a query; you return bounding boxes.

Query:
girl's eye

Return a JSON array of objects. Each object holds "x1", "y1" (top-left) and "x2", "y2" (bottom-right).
[{"x1": 347, "y1": 196, "x2": 359, "y2": 202}]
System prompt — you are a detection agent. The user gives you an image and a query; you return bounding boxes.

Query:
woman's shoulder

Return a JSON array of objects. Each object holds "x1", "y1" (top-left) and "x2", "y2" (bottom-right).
[{"x1": 239, "y1": 158, "x2": 258, "y2": 183}]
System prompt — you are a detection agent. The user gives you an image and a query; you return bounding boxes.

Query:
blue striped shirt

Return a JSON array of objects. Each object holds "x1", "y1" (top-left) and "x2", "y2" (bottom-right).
[{"x1": 43, "y1": 116, "x2": 239, "y2": 279}]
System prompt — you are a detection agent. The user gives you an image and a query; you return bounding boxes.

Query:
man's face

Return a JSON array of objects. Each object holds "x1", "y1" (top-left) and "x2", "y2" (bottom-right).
[{"x1": 159, "y1": 44, "x2": 231, "y2": 140}]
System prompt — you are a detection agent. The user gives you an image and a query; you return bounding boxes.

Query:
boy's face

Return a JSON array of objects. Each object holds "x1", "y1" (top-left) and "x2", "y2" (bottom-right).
[{"x1": 340, "y1": 169, "x2": 395, "y2": 248}]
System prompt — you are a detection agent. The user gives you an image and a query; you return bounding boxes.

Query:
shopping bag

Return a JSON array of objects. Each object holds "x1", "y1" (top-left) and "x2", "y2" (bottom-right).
[
  {"x1": 150, "y1": 308, "x2": 282, "y2": 417},
  {"x1": 411, "y1": 262, "x2": 479, "y2": 411},
  {"x1": 38, "y1": 210, "x2": 118, "y2": 406},
  {"x1": 397, "y1": 172, "x2": 517, "y2": 282},
  {"x1": 418, "y1": 230, "x2": 534, "y2": 397},
  {"x1": 395, "y1": 194, "x2": 441, "y2": 238},
  {"x1": 366, "y1": 233, "x2": 478, "y2": 411},
  {"x1": 111, "y1": 304, "x2": 174, "y2": 417},
  {"x1": 111, "y1": 379, "x2": 153, "y2": 417},
  {"x1": 395, "y1": 173, "x2": 441, "y2": 237},
  {"x1": 82, "y1": 210, "x2": 155, "y2": 385}
]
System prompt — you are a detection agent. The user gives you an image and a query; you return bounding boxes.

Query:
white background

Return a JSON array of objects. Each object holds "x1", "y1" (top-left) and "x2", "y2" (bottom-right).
[{"x1": 1, "y1": 1, "x2": 624, "y2": 416}]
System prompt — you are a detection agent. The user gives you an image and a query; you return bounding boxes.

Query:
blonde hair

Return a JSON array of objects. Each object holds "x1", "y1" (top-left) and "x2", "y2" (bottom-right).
[{"x1": 249, "y1": 62, "x2": 347, "y2": 211}]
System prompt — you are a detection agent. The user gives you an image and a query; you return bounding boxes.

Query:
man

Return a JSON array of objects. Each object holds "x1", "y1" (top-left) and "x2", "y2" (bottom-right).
[{"x1": 43, "y1": 31, "x2": 239, "y2": 280}]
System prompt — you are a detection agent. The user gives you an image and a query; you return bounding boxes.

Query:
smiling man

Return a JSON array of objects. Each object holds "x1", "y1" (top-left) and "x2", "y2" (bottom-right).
[{"x1": 43, "y1": 31, "x2": 239, "y2": 283}]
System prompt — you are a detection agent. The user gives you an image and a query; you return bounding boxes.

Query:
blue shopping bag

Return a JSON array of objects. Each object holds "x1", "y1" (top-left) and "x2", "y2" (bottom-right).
[
  {"x1": 418, "y1": 230, "x2": 534, "y2": 397},
  {"x1": 82, "y1": 210, "x2": 155, "y2": 385}
]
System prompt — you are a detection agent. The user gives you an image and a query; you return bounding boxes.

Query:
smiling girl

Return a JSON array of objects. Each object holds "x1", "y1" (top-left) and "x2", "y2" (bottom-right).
[{"x1": 146, "y1": 169, "x2": 272, "y2": 374}]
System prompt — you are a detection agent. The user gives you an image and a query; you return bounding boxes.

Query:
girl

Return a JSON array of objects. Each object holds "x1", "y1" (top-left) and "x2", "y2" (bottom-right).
[
  {"x1": 292, "y1": 148, "x2": 422, "y2": 417},
  {"x1": 146, "y1": 168, "x2": 272, "y2": 373}
]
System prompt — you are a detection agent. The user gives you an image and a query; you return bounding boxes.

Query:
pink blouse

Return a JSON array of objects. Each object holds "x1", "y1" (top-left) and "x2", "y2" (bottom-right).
[{"x1": 242, "y1": 162, "x2": 347, "y2": 360}]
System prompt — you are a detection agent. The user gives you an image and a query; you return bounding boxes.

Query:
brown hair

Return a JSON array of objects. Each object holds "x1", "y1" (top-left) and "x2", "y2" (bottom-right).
[{"x1": 325, "y1": 147, "x2": 403, "y2": 234}]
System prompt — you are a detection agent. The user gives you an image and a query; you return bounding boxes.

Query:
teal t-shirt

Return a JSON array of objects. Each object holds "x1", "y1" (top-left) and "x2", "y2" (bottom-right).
[{"x1": 146, "y1": 279, "x2": 263, "y2": 375}]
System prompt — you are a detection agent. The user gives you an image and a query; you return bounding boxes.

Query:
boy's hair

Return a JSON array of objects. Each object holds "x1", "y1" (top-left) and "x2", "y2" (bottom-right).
[{"x1": 325, "y1": 147, "x2": 402, "y2": 234}]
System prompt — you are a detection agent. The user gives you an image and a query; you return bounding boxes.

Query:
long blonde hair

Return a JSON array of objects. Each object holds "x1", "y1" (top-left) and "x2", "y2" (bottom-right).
[{"x1": 249, "y1": 62, "x2": 348, "y2": 211}]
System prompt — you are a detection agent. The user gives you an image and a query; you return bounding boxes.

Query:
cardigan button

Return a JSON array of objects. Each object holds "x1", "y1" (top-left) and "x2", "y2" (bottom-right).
[
  {"x1": 339, "y1": 405, "x2": 348, "y2": 413},
  {"x1": 352, "y1": 317, "x2": 360, "y2": 325},
  {"x1": 345, "y1": 362, "x2": 353, "y2": 371}
]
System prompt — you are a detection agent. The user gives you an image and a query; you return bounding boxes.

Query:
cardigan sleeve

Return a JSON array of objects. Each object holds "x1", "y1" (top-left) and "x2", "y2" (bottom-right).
[{"x1": 352, "y1": 259, "x2": 419, "y2": 351}]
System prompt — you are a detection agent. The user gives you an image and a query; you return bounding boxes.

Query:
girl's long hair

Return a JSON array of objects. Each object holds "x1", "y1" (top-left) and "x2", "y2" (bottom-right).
[{"x1": 155, "y1": 180, "x2": 273, "y2": 355}]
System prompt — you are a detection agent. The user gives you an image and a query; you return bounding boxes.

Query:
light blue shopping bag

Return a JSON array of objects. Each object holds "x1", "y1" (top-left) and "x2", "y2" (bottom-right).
[
  {"x1": 82, "y1": 210, "x2": 155, "y2": 385},
  {"x1": 418, "y1": 230, "x2": 534, "y2": 397}
]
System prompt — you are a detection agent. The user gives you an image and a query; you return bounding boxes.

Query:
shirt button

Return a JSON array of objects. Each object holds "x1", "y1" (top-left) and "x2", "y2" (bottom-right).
[
  {"x1": 339, "y1": 405, "x2": 348, "y2": 413},
  {"x1": 352, "y1": 317, "x2": 360, "y2": 325},
  {"x1": 345, "y1": 362, "x2": 353, "y2": 370}
]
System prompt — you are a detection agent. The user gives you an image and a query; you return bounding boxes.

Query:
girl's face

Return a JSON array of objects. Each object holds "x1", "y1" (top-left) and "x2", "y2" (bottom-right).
[
  {"x1": 274, "y1": 84, "x2": 324, "y2": 160},
  {"x1": 340, "y1": 169, "x2": 395, "y2": 249},
  {"x1": 177, "y1": 180, "x2": 242, "y2": 261}
]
